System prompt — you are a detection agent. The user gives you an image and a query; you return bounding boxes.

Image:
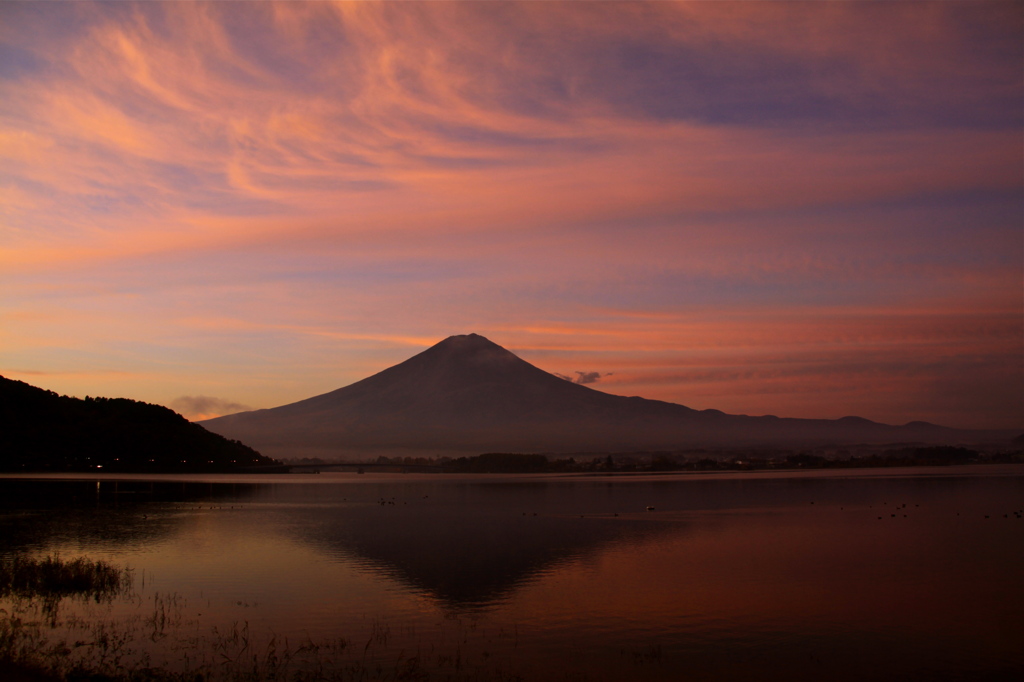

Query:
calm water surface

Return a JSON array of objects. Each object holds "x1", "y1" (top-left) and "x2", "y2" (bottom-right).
[{"x1": 2, "y1": 466, "x2": 1022, "y2": 681}]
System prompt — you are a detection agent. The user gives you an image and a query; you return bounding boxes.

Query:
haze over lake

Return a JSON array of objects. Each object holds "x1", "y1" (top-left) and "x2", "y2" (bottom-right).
[{"x1": 3, "y1": 466, "x2": 1022, "y2": 681}]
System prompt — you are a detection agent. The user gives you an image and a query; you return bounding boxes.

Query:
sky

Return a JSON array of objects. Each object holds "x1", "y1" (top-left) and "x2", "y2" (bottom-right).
[{"x1": 1, "y1": 1, "x2": 1021, "y2": 430}]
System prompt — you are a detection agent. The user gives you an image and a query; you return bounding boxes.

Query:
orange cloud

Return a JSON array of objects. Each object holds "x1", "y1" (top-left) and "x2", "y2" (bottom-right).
[{"x1": 1, "y1": 1, "x2": 1019, "y2": 429}]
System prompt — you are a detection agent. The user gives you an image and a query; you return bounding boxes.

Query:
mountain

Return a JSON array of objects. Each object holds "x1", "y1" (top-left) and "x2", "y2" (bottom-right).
[
  {"x1": 0, "y1": 375, "x2": 280, "y2": 472},
  {"x1": 199, "y1": 333, "x2": 1017, "y2": 460}
]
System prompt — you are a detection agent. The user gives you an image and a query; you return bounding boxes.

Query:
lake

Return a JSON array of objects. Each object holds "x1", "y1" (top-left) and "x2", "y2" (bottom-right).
[{"x1": 2, "y1": 465, "x2": 1022, "y2": 681}]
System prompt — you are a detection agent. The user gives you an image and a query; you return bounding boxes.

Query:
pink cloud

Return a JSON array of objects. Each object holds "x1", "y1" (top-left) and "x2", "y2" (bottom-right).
[{"x1": 0, "y1": 2, "x2": 1019, "y2": 430}]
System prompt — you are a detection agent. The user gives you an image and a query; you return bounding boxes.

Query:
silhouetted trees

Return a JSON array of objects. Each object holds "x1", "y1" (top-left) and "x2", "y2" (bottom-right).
[
  {"x1": 448, "y1": 453, "x2": 549, "y2": 473},
  {"x1": 0, "y1": 376, "x2": 280, "y2": 472}
]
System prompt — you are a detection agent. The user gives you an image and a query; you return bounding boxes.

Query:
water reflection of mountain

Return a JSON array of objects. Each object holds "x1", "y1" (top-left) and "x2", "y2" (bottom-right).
[
  {"x1": 7, "y1": 473, "x2": 1017, "y2": 611},
  {"x1": 0, "y1": 477, "x2": 680, "y2": 608},
  {"x1": 301, "y1": 504, "x2": 663, "y2": 608},
  {"x1": 274, "y1": 480, "x2": 678, "y2": 608}
]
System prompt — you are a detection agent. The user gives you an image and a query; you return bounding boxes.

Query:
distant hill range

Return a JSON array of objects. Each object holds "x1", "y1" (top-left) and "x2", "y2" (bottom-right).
[
  {"x1": 0, "y1": 376, "x2": 280, "y2": 472},
  {"x1": 200, "y1": 334, "x2": 1020, "y2": 460}
]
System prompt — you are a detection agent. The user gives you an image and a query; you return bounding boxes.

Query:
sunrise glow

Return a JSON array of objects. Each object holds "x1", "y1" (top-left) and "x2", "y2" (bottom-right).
[{"x1": 1, "y1": 1, "x2": 1021, "y2": 429}]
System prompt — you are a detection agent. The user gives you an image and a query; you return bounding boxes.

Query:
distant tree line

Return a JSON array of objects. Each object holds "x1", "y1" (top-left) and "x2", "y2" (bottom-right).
[
  {"x1": 447, "y1": 452, "x2": 550, "y2": 473},
  {"x1": 362, "y1": 445, "x2": 1022, "y2": 474}
]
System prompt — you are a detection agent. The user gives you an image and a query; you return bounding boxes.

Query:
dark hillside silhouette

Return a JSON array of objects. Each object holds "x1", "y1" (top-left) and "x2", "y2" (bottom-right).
[
  {"x1": 201, "y1": 334, "x2": 1019, "y2": 460},
  {"x1": 0, "y1": 376, "x2": 279, "y2": 472}
]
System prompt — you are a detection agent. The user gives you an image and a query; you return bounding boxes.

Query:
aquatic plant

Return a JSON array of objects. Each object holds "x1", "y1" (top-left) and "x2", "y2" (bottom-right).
[
  {"x1": 0, "y1": 554, "x2": 133, "y2": 619},
  {"x1": 1, "y1": 581, "x2": 532, "y2": 682},
  {"x1": 0, "y1": 557, "x2": 575, "y2": 681}
]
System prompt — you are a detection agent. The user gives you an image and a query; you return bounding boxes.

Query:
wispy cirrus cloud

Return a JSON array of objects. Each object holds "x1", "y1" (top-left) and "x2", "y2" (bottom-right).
[{"x1": 0, "y1": 1, "x2": 1020, "y2": 429}]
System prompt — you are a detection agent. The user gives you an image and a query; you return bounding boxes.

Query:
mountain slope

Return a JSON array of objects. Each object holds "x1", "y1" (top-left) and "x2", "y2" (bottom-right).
[
  {"x1": 0, "y1": 376, "x2": 279, "y2": 472},
  {"x1": 200, "y1": 334, "x2": 1016, "y2": 459}
]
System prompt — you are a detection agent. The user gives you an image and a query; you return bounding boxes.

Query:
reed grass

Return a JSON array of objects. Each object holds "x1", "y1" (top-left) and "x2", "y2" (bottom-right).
[
  {"x1": 0, "y1": 554, "x2": 133, "y2": 602},
  {"x1": 1, "y1": 573, "x2": 530, "y2": 682}
]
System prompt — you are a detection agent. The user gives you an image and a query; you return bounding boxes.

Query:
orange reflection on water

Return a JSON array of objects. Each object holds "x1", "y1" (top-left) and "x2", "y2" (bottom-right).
[{"x1": 506, "y1": 499, "x2": 1023, "y2": 678}]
